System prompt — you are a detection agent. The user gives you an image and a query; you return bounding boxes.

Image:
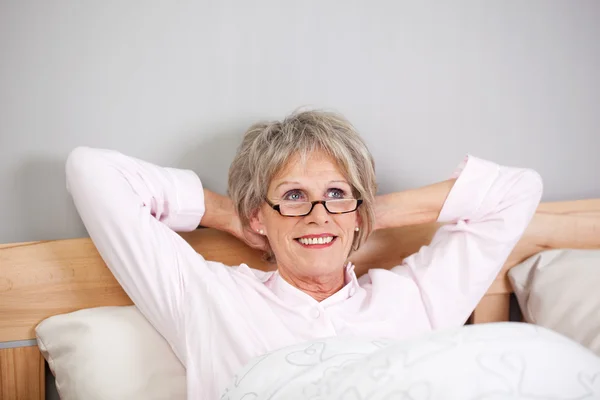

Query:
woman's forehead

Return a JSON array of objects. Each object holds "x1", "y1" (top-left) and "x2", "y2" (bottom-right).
[{"x1": 271, "y1": 151, "x2": 348, "y2": 187}]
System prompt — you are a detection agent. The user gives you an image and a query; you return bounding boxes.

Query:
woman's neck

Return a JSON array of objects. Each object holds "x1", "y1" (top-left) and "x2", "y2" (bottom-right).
[{"x1": 278, "y1": 268, "x2": 345, "y2": 302}]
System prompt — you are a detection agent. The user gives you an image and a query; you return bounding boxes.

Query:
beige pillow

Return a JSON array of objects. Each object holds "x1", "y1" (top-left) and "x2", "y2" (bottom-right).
[
  {"x1": 508, "y1": 248, "x2": 600, "y2": 356},
  {"x1": 36, "y1": 306, "x2": 186, "y2": 400}
]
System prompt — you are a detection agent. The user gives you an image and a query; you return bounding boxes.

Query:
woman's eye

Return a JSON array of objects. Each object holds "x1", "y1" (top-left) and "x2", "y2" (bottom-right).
[
  {"x1": 283, "y1": 190, "x2": 305, "y2": 201},
  {"x1": 327, "y1": 188, "x2": 346, "y2": 198}
]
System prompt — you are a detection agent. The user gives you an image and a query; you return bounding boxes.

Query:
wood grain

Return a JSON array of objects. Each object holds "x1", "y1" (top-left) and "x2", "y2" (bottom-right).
[{"x1": 0, "y1": 346, "x2": 44, "y2": 400}]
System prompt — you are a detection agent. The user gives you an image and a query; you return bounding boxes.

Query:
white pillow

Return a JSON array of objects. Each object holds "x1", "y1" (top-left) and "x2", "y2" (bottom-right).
[
  {"x1": 35, "y1": 306, "x2": 186, "y2": 400},
  {"x1": 508, "y1": 248, "x2": 600, "y2": 356}
]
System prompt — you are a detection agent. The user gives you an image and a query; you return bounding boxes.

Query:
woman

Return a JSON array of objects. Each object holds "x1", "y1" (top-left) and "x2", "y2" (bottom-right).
[{"x1": 66, "y1": 110, "x2": 542, "y2": 399}]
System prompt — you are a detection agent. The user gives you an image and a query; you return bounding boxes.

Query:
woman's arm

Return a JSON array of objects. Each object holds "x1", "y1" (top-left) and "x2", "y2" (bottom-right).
[
  {"x1": 370, "y1": 155, "x2": 543, "y2": 329},
  {"x1": 373, "y1": 179, "x2": 457, "y2": 230},
  {"x1": 66, "y1": 146, "x2": 210, "y2": 363},
  {"x1": 352, "y1": 198, "x2": 600, "y2": 280},
  {"x1": 200, "y1": 189, "x2": 238, "y2": 233},
  {"x1": 505, "y1": 199, "x2": 600, "y2": 268}
]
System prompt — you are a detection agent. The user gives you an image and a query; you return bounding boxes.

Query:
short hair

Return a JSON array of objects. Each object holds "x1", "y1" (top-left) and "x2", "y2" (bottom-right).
[{"x1": 228, "y1": 109, "x2": 377, "y2": 261}]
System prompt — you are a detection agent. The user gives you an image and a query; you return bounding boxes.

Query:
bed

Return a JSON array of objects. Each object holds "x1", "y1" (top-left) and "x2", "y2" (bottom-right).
[{"x1": 1, "y1": 198, "x2": 599, "y2": 399}]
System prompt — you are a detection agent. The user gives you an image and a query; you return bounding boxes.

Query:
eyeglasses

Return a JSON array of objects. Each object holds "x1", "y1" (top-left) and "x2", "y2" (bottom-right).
[{"x1": 265, "y1": 198, "x2": 363, "y2": 217}]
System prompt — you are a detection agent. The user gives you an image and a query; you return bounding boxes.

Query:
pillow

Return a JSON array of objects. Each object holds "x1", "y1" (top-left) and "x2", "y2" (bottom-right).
[
  {"x1": 508, "y1": 248, "x2": 600, "y2": 356},
  {"x1": 35, "y1": 306, "x2": 186, "y2": 400}
]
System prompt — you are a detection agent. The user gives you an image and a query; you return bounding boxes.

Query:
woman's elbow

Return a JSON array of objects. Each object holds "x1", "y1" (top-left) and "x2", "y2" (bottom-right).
[
  {"x1": 522, "y1": 169, "x2": 544, "y2": 203},
  {"x1": 65, "y1": 146, "x2": 104, "y2": 193}
]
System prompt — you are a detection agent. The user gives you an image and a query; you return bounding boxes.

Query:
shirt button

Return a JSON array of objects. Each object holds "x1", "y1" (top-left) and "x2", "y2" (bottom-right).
[{"x1": 311, "y1": 308, "x2": 321, "y2": 319}]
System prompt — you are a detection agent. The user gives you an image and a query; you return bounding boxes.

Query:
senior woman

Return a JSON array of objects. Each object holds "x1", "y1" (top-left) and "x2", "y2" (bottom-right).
[{"x1": 66, "y1": 110, "x2": 542, "y2": 400}]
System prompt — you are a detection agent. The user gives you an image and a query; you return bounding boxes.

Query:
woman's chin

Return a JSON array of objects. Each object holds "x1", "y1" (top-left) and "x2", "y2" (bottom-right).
[
  {"x1": 277, "y1": 245, "x2": 350, "y2": 276},
  {"x1": 297, "y1": 259, "x2": 346, "y2": 276}
]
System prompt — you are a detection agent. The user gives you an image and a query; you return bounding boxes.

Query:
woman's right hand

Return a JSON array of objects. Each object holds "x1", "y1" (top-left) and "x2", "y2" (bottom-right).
[{"x1": 202, "y1": 188, "x2": 268, "y2": 251}]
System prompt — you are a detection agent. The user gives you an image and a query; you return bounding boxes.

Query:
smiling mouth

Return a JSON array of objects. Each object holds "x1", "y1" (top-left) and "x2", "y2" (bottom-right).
[{"x1": 294, "y1": 236, "x2": 337, "y2": 248}]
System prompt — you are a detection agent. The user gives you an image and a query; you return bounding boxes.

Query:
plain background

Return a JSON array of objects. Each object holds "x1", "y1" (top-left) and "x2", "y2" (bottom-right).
[
  {"x1": 1, "y1": 1, "x2": 599, "y2": 244},
  {"x1": 1, "y1": 2, "x2": 599, "y2": 398}
]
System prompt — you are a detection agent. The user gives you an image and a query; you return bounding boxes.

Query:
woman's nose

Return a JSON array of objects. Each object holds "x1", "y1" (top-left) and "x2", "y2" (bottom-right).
[{"x1": 306, "y1": 202, "x2": 330, "y2": 224}]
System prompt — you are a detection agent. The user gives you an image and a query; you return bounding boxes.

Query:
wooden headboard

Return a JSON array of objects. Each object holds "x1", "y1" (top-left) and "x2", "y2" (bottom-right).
[{"x1": 1, "y1": 198, "x2": 599, "y2": 399}]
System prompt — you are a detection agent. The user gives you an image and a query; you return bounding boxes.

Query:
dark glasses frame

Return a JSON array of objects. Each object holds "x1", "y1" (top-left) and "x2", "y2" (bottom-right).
[{"x1": 265, "y1": 198, "x2": 363, "y2": 217}]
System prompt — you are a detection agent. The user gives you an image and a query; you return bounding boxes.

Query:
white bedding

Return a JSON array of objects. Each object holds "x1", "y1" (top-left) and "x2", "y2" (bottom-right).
[{"x1": 221, "y1": 322, "x2": 600, "y2": 400}]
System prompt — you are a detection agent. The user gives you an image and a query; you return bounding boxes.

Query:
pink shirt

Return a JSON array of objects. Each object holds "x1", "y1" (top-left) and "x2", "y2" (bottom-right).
[{"x1": 65, "y1": 147, "x2": 542, "y2": 400}]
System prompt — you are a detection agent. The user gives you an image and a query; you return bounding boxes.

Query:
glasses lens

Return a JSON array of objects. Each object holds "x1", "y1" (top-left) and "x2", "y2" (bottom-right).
[
  {"x1": 279, "y1": 202, "x2": 311, "y2": 216},
  {"x1": 326, "y1": 199, "x2": 358, "y2": 213}
]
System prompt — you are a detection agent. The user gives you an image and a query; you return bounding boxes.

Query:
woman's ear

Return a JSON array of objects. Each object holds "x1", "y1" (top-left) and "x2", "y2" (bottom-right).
[
  {"x1": 249, "y1": 207, "x2": 266, "y2": 235},
  {"x1": 355, "y1": 209, "x2": 363, "y2": 229}
]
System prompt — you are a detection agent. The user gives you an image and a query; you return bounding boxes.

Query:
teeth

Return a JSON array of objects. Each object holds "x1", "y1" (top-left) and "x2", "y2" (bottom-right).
[{"x1": 298, "y1": 236, "x2": 334, "y2": 246}]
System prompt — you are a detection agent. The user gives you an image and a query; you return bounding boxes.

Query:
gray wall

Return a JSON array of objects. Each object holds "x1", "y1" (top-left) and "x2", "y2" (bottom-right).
[{"x1": 1, "y1": 1, "x2": 599, "y2": 244}]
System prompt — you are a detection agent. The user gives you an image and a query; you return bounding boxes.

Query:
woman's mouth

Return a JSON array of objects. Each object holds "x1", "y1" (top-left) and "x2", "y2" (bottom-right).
[{"x1": 295, "y1": 235, "x2": 337, "y2": 248}]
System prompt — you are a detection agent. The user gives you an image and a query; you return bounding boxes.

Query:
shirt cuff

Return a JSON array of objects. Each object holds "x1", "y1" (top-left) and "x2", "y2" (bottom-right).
[
  {"x1": 164, "y1": 167, "x2": 205, "y2": 231},
  {"x1": 437, "y1": 154, "x2": 500, "y2": 223}
]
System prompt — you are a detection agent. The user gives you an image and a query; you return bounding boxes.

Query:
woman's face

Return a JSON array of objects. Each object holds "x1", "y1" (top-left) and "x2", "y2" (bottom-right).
[{"x1": 251, "y1": 150, "x2": 360, "y2": 279}]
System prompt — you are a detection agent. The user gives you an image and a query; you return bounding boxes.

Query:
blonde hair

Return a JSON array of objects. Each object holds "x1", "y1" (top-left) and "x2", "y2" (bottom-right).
[{"x1": 228, "y1": 109, "x2": 377, "y2": 261}]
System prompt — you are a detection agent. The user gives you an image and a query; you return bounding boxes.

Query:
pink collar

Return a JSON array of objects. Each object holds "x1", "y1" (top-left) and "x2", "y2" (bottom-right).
[{"x1": 266, "y1": 262, "x2": 360, "y2": 307}]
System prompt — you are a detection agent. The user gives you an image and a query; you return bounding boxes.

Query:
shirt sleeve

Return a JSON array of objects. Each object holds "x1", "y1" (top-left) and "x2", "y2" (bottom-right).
[
  {"x1": 65, "y1": 146, "x2": 207, "y2": 363},
  {"x1": 392, "y1": 154, "x2": 543, "y2": 329}
]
